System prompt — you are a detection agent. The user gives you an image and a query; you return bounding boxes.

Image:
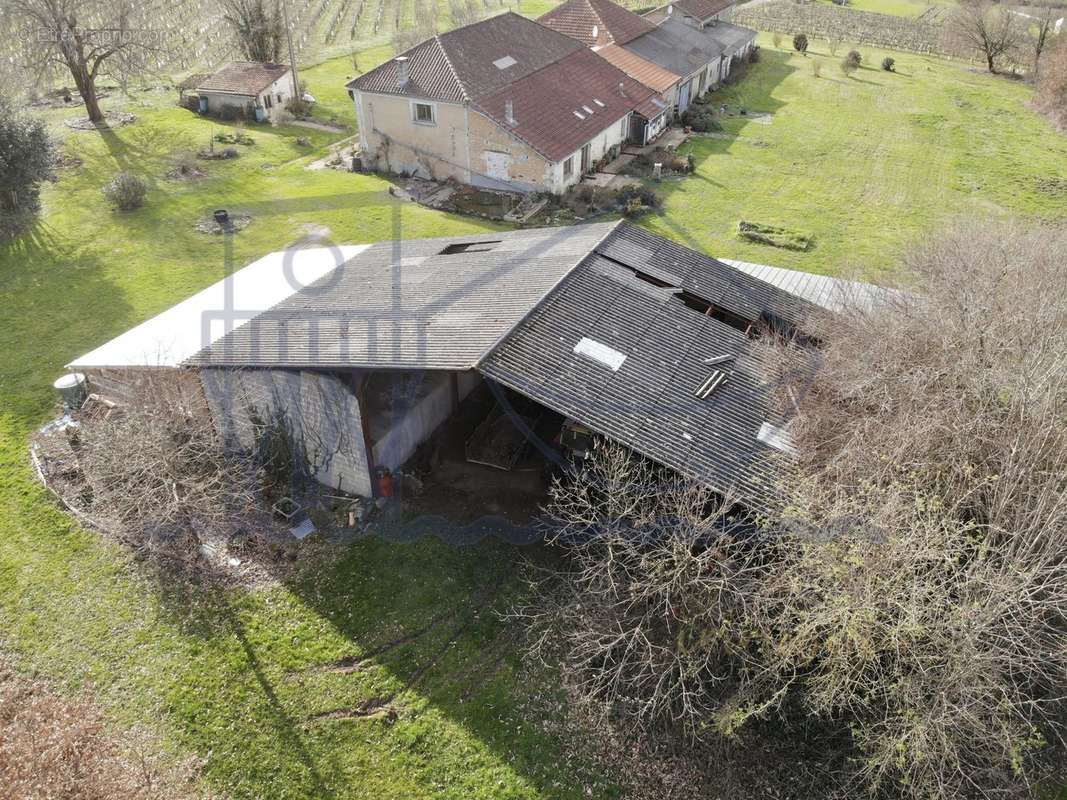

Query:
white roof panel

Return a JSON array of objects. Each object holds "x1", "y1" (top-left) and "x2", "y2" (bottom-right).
[{"x1": 68, "y1": 245, "x2": 369, "y2": 369}]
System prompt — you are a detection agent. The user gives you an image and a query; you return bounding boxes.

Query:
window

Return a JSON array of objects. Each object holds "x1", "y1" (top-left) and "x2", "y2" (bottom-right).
[
  {"x1": 439, "y1": 240, "x2": 501, "y2": 255},
  {"x1": 620, "y1": 115, "x2": 628, "y2": 137},
  {"x1": 264, "y1": 94, "x2": 272, "y2": 109},
  {"x1": 563, "y1": 156, "x2": 574, "y2": 177},
  {"x1": 277, "y1": 93, "x2": 283, "y2": 103},
  {"x1": 412, "y1": 102, "x2": 435, "y2": 125}
]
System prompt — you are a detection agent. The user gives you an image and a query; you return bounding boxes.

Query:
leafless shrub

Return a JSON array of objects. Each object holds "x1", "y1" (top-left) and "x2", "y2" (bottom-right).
[
  {"x1": 74, "y1": 373, "x2": 260, "y2": 563},
  {"x1": 1034, "y1": 34, "x2": 1067, "y2": 130},
  {"x1": 521, "y1": 440, "x2": 763, "y2": 739},
  {"x1": 0, "y1": 659, "x2": 206, "y2": 799}
]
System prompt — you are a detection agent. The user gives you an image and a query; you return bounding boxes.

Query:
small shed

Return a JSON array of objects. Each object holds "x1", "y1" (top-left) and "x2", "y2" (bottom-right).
[{"x1": 196, "y1": 62, "x2": 295, "y2": 122}]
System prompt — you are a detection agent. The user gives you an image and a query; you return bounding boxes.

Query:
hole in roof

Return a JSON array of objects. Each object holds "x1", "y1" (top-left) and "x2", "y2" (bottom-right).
[
  {"x1": 574, "y1": 337, "x2": 627, "y2": 371},
  {"x1": 676, "y1": 291, "x2": 756, "y2": 336},
  {"x1": 439, "y1": 240, "x2": 501, "y2": 255},
  {"x1": 493, "y1": 55, "x2": 517, "y2": 70}
]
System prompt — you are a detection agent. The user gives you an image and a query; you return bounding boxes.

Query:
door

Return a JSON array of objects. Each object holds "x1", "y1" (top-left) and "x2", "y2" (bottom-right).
[
  {"x1": 678, "y1": 79, "x2": 693, "y2": 113},
  {"x1": 580, "y1": 143, "x2": 591, "y2": 173},
  {"x1": 484, "y1": 151, "x2": 511, "y2": 182}
]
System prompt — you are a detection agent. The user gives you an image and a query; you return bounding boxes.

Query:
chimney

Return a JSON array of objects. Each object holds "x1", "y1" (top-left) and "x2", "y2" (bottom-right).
[
  {"x1": 618, "y1": 81, "x2": 625, "y2": 96},
  {"x1": 505, "y1": 98, "x2": 516, "y2": 125},
  {"x1": 396, "y1": 56, "x2": 410, "y2": 87}
]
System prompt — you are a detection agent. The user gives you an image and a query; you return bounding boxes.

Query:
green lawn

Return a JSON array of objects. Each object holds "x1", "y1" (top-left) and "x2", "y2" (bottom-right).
[
  {"x1": 648, "y1": 34, "x2": 1067, "y2": 279},
  {"x1": 2, "y1": 32, "x2": 1067, "y2": 799}
]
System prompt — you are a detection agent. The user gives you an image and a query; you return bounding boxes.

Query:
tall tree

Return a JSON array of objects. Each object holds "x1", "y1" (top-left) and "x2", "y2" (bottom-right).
[
  {"x1": 0, "y1": 95, "x2": 55, "y2": 238},
  {"x1": 951, "y1": 0, "x2": 1022, "y2": 74},
  {"x1": 222, "y1": 0, "x2": 284, "y2": 63},
  {"x1": 1028, "y1": 2, "x2": 1061, "y2": 76},
  {"x1": 9, "y1": 0, "x2": 160, "y2": 123}
]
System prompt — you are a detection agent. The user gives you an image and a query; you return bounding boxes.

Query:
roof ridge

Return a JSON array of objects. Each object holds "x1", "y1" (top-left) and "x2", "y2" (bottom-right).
[
  {"x1": 433, "y1": 33, "x2": 471, "y2": 102},
  {"x1": 474, "y1": 220, "x2": 625, "y2": 369}
]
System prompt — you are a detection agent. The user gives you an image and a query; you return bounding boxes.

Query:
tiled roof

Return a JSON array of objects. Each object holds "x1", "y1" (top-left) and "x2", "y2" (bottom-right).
[
  {"x1": 672, "y1": 0, "x2": 736, "y2": 20},
  {"x1": 537, "y1": 0, "x2": 657, "y2": 47},
  {"x1": 633, "y1": 94, "x2": 671, "y2": 120},
  {"x1": 474, "y1": 48, "x2": 655, "y2": 162},
  {"x1": 623, "y1": 16, "x2": 724, "y2": 77},
  {"x1": 596, "y1": 44, "x2": 681, "y2": 92},
  {"x1": 478, "y1": 222, "x2": 821, "y2": 515},
  {"x1": 197, "y1": 62, "x2": 290, "y2": 96},
  {"x1": 348, "y1": 12, "x2": 583, "y2": 102},
  {"x1": 187, "y1": 223, "x2": 619, "y2": 371}
]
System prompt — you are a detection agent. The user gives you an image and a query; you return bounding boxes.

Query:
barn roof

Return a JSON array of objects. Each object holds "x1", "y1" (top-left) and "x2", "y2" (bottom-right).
[
  {"x1": 185, "y1": 224, "x2": 619, "y2": 371},
  {"x1": 622, "y1": 16, "x2": 725, "y2": 77},
  {"x1": 476, "y1": 223, "x2": 823, "y2": 514},
  {"x1": 595, "y1": 44, "x2": 682, "y2": 93}
]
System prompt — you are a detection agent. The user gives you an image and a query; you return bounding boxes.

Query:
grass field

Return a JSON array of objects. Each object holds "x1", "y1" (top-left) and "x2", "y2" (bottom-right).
[
  {"x1": 648, "y1": 34, "x2": 1067, "y2": 279},
  {"x1": 2, "y1": 28, "x2": 1067, "y2": 799}
]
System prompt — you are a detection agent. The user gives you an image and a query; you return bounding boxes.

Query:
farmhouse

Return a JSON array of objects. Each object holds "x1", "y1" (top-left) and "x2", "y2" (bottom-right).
[
  {"x1": 196, "y1": 62, "x2": 296, "y2": 122},
  {"x1": 346, "y1": 13, "x2": 661, "y2": 193},
  {"x1": 538, "y1": 0, "x2": 756, "y2": 113},
  {"x1": 66, "y1": 222, "x2": 845, "y2": 516}
]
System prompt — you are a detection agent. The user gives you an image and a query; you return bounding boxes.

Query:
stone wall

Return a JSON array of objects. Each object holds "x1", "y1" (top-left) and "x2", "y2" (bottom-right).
[{"x1": 734, "y1": 1, "x2": 957, "y2": 56}]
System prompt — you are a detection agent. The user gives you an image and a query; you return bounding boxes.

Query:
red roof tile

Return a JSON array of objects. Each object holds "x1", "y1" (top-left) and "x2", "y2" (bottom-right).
[
  {"x1": 538, "y1": 0, "x2": 657, "y2": 46},
  {"x1": 474, "y1": 48, "x2": 655, "y2": 162},
  {"x1": 596, "y1": 44, "x2": 680, "y2": 92},
  {"x1": 348, "y1": 13, "x2": 583, "y2": 102},
  {"x1": 197, "y1": 62, "x2": 290, "y2": 96}
]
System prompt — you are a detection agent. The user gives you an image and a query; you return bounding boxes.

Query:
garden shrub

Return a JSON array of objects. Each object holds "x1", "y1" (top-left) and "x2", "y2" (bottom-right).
[
  {"x1": 842, "y1": 49, "x2": 863, "y2": 75},
  {"x1": 101, "y1": 171, "x2": 147, "y2": 211},
  {"x1": 748, "y1": 45, "x2": 761, "y2": 63},
  {"x1": 793, "y1": 33, "x2": 809, "y2": 54},
  {"x1": 882, "y1": 56, "x2": 895, "y2": 71}
]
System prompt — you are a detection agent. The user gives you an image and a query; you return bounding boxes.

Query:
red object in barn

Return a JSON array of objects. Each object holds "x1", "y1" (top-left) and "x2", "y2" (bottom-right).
[{"x1": 376, "y1": 469, "x2": 394, "y2": 498}]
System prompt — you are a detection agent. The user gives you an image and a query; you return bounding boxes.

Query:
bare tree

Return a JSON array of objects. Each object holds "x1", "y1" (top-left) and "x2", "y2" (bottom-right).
[
  {"x1": 8, "y1": 0, "x2": 161, "y2": 123},
  {"x1": 222, "y1": 0, "x2": 284, "y2": 64},
  {"x1": 950, "y1": 0, "x2": 1023, "y2": 73},
  {"x1": 531, "y1": 219, "x2": 1067, "y2": 800},
  {"x1": 1028, "y1": 2, "x2": 1062, "y2": 76}
]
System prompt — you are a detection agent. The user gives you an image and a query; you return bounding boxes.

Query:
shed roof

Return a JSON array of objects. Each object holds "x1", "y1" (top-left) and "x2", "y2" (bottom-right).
[
  {"x1": 197, "y1": 62, "x2": 291, "y2": 96},
  {"x1": 595, "y1": 44, "x2": 681, "y2": 93},
  {"x1": 67, "y1": 245, "x2": 369, "y2": 370},
  {"x1": 537, "y1": 0, "x2": 657, "y2": 47},
  {"x1": 186, "y1": 223, "x2": 619, "y2": 370},
  {"x1": 347, "y1": 12, "x2": 583, "y2": 102},
  {"x1": 702, "y1": 20, "x2": 758, "y2": 52},
  {"x1": 477, "y1": 223, "x2": 822, "y2": 514},
  {"x1": 474, "y1": 48, "x2": 655, "y2": 161},
  {"x1": 623, "y1": 16, "x2": 724, "y2": 77}
]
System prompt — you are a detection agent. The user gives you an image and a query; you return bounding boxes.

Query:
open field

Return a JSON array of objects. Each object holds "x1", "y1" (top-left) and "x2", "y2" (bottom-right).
[
  {"x1": 2, "y1": 21, "x2": 1067, "y2": 800},
  {"x1": 649, "y1": 33, "x2": 1067, "y2": 279}
]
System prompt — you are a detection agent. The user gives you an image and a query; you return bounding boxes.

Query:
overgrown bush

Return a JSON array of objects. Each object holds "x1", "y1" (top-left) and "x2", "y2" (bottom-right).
[
  {"x1": 101, "y1": 171, "x2": 148, "y2": 211},
  {"x1": 681, "y1": 107, "x2": 722, "y2": 132},
  {"x1": 531, "y1": 218, "x2": 1067, "y2": 800},
  {"x1": 1034, "y1": 35, "x2": 1067, "y2": 130},
  {"x1": 881, "y1": 56, "x2": 895, "y2": 71},
  {"x1": 0, "y1": 660, "x2": 203, "y2": 799},
  {"x1": 0, "y1": 94, "x2": 55, "y2": 239},
  {"x1": 748, "y1": 45, "x2": 760, "y2": 64},
  {"x1": 737, "y1": 219, "x2": 813, "y2": 250},
  {"x1": 793, "y1": 33, "x2": 809, "y2": 54}
]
